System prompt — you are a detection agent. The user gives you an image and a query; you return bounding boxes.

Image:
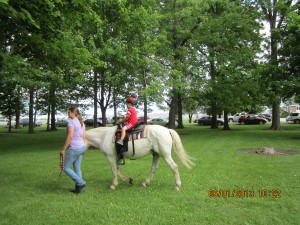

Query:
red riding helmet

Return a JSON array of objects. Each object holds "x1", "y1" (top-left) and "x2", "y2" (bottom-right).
[{"x1": 126, "y1": 97, "x2": 137, "y2": 105}]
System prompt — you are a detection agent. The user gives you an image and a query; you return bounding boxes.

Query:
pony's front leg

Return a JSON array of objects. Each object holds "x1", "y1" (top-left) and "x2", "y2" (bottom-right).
[
  {"x1": 141, "y1": 153, "x2": 160, "y2": 188},
  {"x1": 107, "y1": 156, "x2": 119, "y2": 189}
]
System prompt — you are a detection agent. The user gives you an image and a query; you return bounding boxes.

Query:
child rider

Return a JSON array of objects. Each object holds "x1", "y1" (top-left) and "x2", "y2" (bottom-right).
[{"x1": 117, "y1": 97, "x2": 138, "y2": 145}]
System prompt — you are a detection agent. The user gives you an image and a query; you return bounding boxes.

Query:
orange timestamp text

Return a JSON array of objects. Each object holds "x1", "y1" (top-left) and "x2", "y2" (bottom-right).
[{"x1": 208, "y1": 189, "x2": 281, "y2": 199}]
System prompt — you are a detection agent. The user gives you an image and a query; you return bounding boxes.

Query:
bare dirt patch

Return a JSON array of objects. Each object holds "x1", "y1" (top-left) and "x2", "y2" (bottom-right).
[{"x1": 240, "y1": 147, "x2": 299, "y2": 156}]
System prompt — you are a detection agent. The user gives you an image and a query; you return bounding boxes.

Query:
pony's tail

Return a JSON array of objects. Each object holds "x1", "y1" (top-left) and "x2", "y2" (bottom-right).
[{"x1": 169, "y1": 129, "x2": 195, "y2": 169}]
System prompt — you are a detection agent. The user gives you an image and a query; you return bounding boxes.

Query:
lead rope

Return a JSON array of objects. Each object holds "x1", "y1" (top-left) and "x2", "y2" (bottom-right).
[{"x1": 59, "y1": 152, "x2": 65, "y2": 176}]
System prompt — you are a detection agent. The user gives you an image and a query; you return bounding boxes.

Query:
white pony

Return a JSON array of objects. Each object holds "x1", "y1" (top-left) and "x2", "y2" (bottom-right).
[{"x1": 86, "y1": 125, "x2": 194, "y2": 191}]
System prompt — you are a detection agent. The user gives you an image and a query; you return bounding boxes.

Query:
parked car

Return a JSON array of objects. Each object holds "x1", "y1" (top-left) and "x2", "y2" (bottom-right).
[
  {"x1": 138, "y1": 116, "x2": 150, "y2": 122},
  {"x1": 286, "y1": 112, "x2": 300, "y2": 124},
  {"x1": 258, "y1": 114, "x2": 272, "y2": 122},
  {"x1": 198, "y1": 116, "x2": 224, "y2": 126},
  {"x1": 147, "y1": 118, "x2": 176, "y2": 127},
  {"x1": 7, "y1": 119, "x2": 16, "y2": 126},
  {"x1": 20, "y1": 118, "x2": 42, "y2": 127},
  {"x1": 56, "y1": 119, "x2": 69, "y2": 127},
  {"x1": 84, "y1": 118, "x2": 104, "y2": 126},
  {"x1": 0, "y1": 118, "x2": 8, "y2": 126},
  {"x1": 238, "y1": 115, "x2": 268, "y2": 125},
  {"x1": 228, "y1": 112, "x2": 247, "y2": 122},
  {"x1": 36, "y1": 120, "x2": 43, "y2": 126}
]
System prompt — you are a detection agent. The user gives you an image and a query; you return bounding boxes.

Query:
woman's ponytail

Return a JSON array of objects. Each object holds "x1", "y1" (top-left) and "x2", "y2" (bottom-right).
[
  {"x1": 78, "y1": 113, "x2": 84, "y2": 127},
  {"x1": 69, "y1": 106, "x2": 84, "y2": 127}
]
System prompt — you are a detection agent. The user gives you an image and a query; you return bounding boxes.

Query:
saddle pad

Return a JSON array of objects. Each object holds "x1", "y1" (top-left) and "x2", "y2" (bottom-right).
[
  {"x1": 112, "y1": 130, "x2": 147, "y2": 143},
  {"x1": 128, "y1": 130, "x2": 146, "y2": 141}
]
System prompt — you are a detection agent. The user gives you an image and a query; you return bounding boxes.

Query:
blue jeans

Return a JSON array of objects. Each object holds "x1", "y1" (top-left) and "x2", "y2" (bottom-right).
[{"x1": 64, "y1": 146, "x2": 86, "y2": 186}]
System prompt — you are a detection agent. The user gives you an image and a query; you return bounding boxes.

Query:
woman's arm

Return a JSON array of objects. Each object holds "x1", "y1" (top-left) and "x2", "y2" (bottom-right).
[
  {"x1": 82, "y1": 129, "x2": 87, "y2": 143},
  {"x1": 61, "y1": 126, "x2": 74, "y2": 153}
]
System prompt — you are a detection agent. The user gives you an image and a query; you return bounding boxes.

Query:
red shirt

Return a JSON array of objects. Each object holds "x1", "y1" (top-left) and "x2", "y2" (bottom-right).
[{"x1": 126, "y1": 107, "x2": 138, "y2": 125}]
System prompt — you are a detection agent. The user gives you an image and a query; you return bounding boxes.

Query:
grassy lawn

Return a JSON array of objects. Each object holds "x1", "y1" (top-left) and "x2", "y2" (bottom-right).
[{"x1": 0, "y1": 123, "x2": 299, "y2": 225}]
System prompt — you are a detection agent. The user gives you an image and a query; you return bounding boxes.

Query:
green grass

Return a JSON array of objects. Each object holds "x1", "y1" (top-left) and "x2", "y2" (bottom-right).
[{"x1": 0, "y1": 123, "x2": 299, "y2": 225}]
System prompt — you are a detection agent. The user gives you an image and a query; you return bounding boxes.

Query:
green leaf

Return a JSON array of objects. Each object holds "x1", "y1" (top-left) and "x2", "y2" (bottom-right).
[
  {"x1": 20, "y1": 8, "x2": 40, "y2": 29},
  {"x1": 0, "y1": 0, "x2": 8, "y2": 4}
]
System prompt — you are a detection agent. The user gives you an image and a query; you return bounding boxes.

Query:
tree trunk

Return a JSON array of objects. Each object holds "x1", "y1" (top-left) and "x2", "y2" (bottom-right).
[
  {"x1": 15, "y1": 110, "x2": 20, "y2": 129},
  {"x1": 223, "y1": 110, "x2": 231, "y2": 130},
  {"x1": 267, "y1": 1, "x2": 283, "y2": 131},
  {"x1": 188, "y1": 113, "x2": 193, "y2": 123},
  {"x1": 99, "y1": 71, "x2": 112, "y2": 127},
  {"x1": 210, "y1": 103, "x2": 218, "y2": 129},
  {"x1": 144, "y1": 100, "x2": 148, "y2": 124},
  {"x1": 46, "y1": 104, "x2": 50, "y2": 131},
  {"x1": 168, "y1": 91, "x2": 178, "y2": 129},
  {"x1": 113, "y1": 93, "x2": 117, "y2": 125},
  {"x1": 270, "y1": 100, "x2": 281, "y2": 130},
  {"x1": 100, "y1": 108, "x2": 106, "y2": 127},
  {"x1": 93, "y1": 71, "x2": 98, "y2": 128},
  {"x1": 209, "y1": 51, "x2": 218, "y2": 129},
  {"x1": 177, "y1": 92, "x2": 184, "y2": 128},
  {"x1": 33, "y1": 91, "x2": 38, "y2": 126},
  {"x1": 50, "y1": 86, "x2": 57, "y2": 131},
  {"x1": 8, "y1": 115, "x2": 12, "y2": 133},
  {"x1": 28, "y1": 88, "x2": 34, "y2": 134},
  {"x1": 8, "y1": 94, "x2": 12, "y2": 133},
  {"x1": 143, "y1": 68, "x2": 148, "y2": 124},
  {"x1": 14, "y1": 86, "x2": 21, "y2": 129}
]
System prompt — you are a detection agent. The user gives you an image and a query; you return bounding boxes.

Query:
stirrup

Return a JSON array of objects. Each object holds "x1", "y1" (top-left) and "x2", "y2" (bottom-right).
[
  {"x1": 117, "y1": 158, "x2": 125, "y2": 165},
  {"x1": 117, "y1": 154, "x2": 125, "y2": 165}
]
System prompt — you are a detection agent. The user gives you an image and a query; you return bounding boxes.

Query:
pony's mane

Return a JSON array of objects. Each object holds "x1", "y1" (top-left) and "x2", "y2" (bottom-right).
[{"x1": 87, "y1": 126, "x2": 116, "y2": 133}]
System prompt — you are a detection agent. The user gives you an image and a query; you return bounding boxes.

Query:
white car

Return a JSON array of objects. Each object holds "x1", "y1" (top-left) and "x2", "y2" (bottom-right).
[
  {"x1": 0, "y1": 118, "x2": 8, "y2": 126},
  {"x1": 147, "y1": 118, "x2": 177, "y2": 127},
  {"x1": 228, "y1": 112, "x2": 247, "y2": 122},
  {"x1": 0, "y1": 118, "x2": 15, "y2": 127},
  {"x1": 286, "y1": 113, "x2": 300, "y2": 124}
]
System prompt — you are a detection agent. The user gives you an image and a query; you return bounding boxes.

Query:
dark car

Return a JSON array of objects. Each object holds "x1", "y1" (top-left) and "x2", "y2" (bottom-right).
[
  {"x1": 138, "y1": 116, "x2": 150, "y2": 122},
  {"x1": 84, "y1": 117, "x2": 107, "y2": 126},
  {"x1": 84, "y1": 119, "x2": 101, "y2": 126},
  {"x1": 238, "y1": 115, "x2": 268, "y2": 125},
  {"x1": 198, "y1": 116, "x2": 224, "y2": 126}
]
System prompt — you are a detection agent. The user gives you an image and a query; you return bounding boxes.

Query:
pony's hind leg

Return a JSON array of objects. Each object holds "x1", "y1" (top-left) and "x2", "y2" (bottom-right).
[
  {"x1": 141, "y1": 153, "x2": 160, "y2": 188},
  {"x1": 164, "y1": 156, "x2": 181, "y2": 191},
  {"x1": 117, "y1": 168, "x2": 133, "y2": 186}
]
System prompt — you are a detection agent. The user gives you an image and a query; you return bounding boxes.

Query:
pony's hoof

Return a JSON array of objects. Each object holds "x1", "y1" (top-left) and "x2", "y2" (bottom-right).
[
  {"x1": 109, "y1": 184, "x2": 116, "y2": 190},
  {"x1": 128, "y1": 177, "x2": 133, "y2": 186},
  {"x1": 174, "y1": 186, "x2": 180, "y2": 192},
  {"x1": 141, "y1": 182, "x2": 147, "y2": 188}
]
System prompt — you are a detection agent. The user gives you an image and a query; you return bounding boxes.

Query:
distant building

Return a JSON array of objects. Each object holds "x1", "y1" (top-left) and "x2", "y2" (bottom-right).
[{"x1": 287, "y1": 104, "x2": 300, "y2": 113}]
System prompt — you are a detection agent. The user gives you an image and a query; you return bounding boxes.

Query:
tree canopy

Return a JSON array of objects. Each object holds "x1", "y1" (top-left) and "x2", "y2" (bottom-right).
[{"x1": 0, "y1": 0, "x2": 299, "y2": 132}]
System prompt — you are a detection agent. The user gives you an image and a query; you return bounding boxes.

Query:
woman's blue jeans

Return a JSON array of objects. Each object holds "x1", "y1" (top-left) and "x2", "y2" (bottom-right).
[{"x1": 64, "y1": 146, "x2": 86, "y2": 186}]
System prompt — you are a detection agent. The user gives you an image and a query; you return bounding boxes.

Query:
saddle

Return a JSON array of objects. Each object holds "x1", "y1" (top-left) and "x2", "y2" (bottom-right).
[{"x1": 115, "y1": 122, "x2": 146, "y2": 165}]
